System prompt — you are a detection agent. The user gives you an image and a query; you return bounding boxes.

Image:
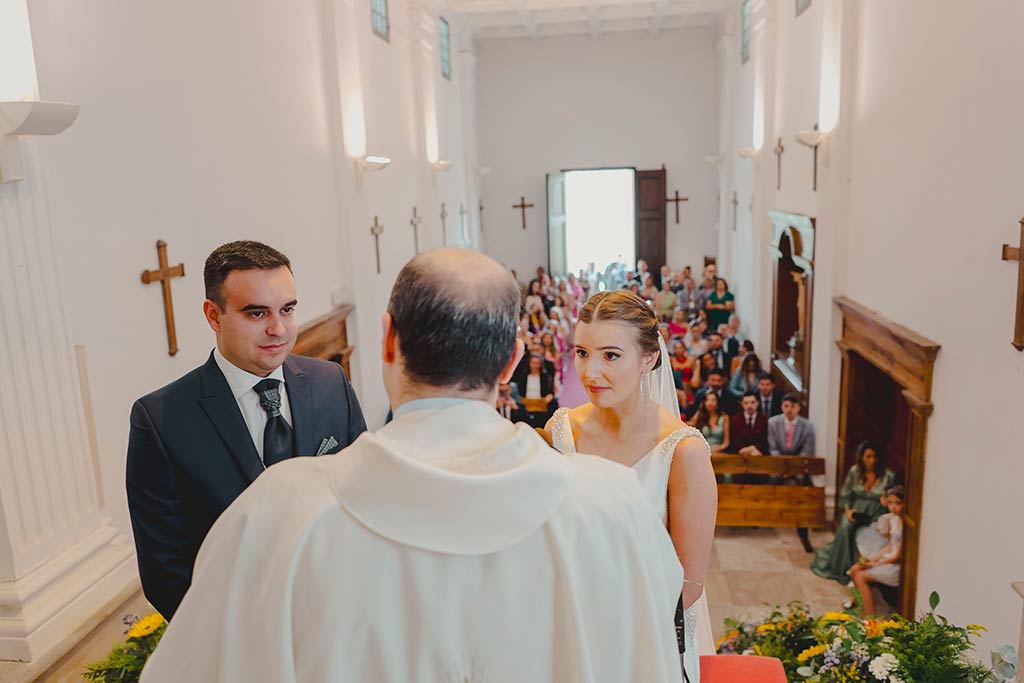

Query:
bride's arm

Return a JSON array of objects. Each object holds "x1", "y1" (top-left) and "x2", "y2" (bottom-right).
[{"x1": 667, "y1": 437, "x2": 718, "y2": 609}]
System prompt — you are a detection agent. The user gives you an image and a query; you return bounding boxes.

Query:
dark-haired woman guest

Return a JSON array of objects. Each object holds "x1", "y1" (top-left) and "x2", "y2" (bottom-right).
[
  {"x1": 810, "y1": 441, "x2": 897, "y2": 584},
  {"x1": 728, "y1": 353, "x2": 762, "y2": 400}
]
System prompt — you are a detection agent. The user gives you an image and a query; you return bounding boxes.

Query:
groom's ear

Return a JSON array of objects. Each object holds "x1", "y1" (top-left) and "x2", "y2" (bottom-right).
[
  {"x1": 497, "y1": 338, "x2": 525, "y2": 385},
  {"x1": 381, "y1": 313, "x2": 397, "y2": 364}
]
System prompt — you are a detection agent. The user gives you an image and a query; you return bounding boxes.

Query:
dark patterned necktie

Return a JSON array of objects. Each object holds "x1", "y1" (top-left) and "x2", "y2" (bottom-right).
[{"x1": 254, "y1": 378, "x2": 293, "y2": 466}]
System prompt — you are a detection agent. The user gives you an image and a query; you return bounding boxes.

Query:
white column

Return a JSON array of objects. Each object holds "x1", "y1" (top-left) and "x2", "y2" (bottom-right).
[
  {"x1": 457, "y1": 31, "x2": 481, "y2": 250},
  {"x1": 715, "y1": 12, "x2": 738, "y2": 278},
  {"x1": 409, "y1": 1, "x2": 444, "y2": 249},
  {"x1": 0, "y1": 140, "x2": 136, "y2": 662},
  {"x1": 749, "y1": 0, "x2": 777, "y2": 356}
]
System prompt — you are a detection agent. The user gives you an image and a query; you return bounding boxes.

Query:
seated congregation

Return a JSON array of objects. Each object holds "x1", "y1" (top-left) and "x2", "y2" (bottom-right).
[{"x1": 498, "y1": 258, "x2": 908, "y2": 618}]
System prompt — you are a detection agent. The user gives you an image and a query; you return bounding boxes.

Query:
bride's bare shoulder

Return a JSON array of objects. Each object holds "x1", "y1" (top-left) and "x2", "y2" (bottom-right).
[{"x1": 566, "y1": 403, "x2": 594, "y2": 430}]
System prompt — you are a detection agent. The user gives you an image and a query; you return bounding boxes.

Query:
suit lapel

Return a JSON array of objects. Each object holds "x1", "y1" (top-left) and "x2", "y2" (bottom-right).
[
  {"x1": 284, "y1": 357, "x2": 317, "y2": 457},
  {"x1": 197, "y1": 354, "x2": 264, "y2": 483}
]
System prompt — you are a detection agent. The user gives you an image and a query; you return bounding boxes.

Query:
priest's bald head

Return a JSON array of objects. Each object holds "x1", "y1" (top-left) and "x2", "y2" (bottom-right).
[{"x1": 382, "y1": 248, "x2": 525, "y2": 409}]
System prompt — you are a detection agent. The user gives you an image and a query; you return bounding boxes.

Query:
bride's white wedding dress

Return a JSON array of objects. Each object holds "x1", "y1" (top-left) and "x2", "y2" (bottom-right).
[{"x1": 550, "y1": 407, "x2": 715, "y2": 682}]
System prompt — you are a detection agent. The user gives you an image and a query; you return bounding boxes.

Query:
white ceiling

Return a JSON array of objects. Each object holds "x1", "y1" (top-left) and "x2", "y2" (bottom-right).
[{"x1": 456, "y1": 0, "x2": 734, "y2": 41}]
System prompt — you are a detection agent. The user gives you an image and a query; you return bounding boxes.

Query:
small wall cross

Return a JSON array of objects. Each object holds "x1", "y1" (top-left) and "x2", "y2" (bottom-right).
[
  {"x1": 513, "y1": 196, "x2": 534, "y2": 230},
  {"x1": 410, "y1": 207, "x2": 422, "y2": 254},
  {"x1": 370, "y1": 216, "x2": 384, "y2": 274},
  {"x1": 666, "y1": 190, "x2": 690, "y2": 225},
  {"x1": 140, "y1": 240, "x2": 185, "y2": 356},
  {"x1": 1001, "y1": 217, "x2": 1024, "y2": 351},
  {"x1": 440, "y1": 203, "x2": 448, "y2": 246},
  {"x1": 773, "y1": 137, "x2": 785, "y2": 190},
  {"x1": 731, "y1": 191, "x2": 739, "y2": 232}
]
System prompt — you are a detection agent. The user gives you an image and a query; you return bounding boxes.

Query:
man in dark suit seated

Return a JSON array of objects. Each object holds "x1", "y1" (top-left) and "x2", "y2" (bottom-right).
[
  {"x1": 756, "y1": 372, "x2": 785, "y2": 418},
  {"x1": 687, "y1": 368, "x2": 733, "y2": 420},
  {"x1": 706, "y1": 332, "x2": 734, "y2": 375},
  {"x1": 126, "y1": 240, "x2": 367, "y2": 619},
  {"x1": 730, "y1": 391, "x2": 769, "y2": 455}
]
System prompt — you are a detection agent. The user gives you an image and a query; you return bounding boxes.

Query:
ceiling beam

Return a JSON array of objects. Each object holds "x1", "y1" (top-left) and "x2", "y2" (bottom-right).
[
  {"x1": 510, "y1": 0, "x2": 542, "y2": 38},
  {"x1": 454, "y1": 0, "x2": 723, "y2": 14}
]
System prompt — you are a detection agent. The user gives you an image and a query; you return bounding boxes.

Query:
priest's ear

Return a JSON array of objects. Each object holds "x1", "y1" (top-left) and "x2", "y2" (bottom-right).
[
  {"x1": 497, "y1": 338, "x2": 526, "y2": 385},
  {"x1": 380, "y1": 312, "x2": 398, "y2": 365}
]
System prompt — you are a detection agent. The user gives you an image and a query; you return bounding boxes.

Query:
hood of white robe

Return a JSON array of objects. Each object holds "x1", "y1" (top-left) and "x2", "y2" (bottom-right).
[{"x1": 329, "y1": 400, "x2": 574, "y2": 555}]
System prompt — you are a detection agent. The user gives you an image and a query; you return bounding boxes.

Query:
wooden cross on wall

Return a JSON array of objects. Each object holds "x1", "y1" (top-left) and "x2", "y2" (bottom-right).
[
  {"x1": 773, "y1": 137, "x2": 785, "y2": 190},
  {"x1": 140, "y1": 240, "x2": 185, "y2": 356},
  {"x1": 410, "y1": 206, "x2": 422, "y2": 254},
  {"x1": 731, "y1": 191, "x2": 738, "y2": 232},
  {"x1": 479, "y1": 198, "x2": 485, "y2": 232},
  {"x1": 440, "y1": 202, "x2": 449, "y2": 246},
  {"x1": 370, "y1": 216, "x2": 384, "y2": 274},
  {"x1": 1001, "y1": 217, "x2": 1024, "y2": 351},
  {"x1": 666, "y1": 190, "x2": 690, "y2": 225},
  {"x1": 513, "y1": 196, "x2": 534, "y2": 230},
  {"x1": 459, "y1": 203, "x2": 468, "y2": 243}
]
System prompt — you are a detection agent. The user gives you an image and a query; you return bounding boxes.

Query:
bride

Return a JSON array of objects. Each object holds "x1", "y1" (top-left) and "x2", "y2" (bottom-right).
[{"x1": 545, "y1": 290, "x2": 717, "y2": 682}]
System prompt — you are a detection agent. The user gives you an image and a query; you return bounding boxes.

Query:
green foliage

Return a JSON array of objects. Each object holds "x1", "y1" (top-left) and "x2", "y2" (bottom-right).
[
  {"x1": 718, "y1": 594, "x2": 1012, "y2": 683},
  {"x1": 82, "y1": 614, "x2": 167, "y2": 683}
]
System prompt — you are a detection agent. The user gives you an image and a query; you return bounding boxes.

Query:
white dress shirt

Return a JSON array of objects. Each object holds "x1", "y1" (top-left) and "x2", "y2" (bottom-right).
[{"x1": 214, "y1": 348, "x2": 293, "y2": 461}]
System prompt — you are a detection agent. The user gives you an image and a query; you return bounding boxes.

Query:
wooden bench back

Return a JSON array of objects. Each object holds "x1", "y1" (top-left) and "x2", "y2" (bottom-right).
[{"x1": 712, "y1": 454, "x2": 827, "y2": 529}]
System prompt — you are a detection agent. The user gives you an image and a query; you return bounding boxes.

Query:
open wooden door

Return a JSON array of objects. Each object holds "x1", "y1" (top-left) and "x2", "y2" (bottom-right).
[
  {"x1": 635, "y1": 168, "x2": 667, "y2": 270},
  {"x1": 547, "y1": 171, "x2": 568, "y2": 277}
]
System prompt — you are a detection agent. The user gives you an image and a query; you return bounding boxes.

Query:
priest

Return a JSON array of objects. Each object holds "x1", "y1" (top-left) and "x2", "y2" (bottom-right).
[{"x1": 140, "y1": 248, "x2": 684, "y2": 683}]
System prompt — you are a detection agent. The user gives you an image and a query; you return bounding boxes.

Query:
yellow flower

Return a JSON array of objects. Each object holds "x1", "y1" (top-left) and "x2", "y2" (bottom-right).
[
  {"x1": 127, "y1": 612, "x2": 165, "y2": 639},
  {"x1": 797, "y1": 644, "x2": 827, "y2": 662},
  {"x1": 715, "y1": 630, "x2": 739, "y2": 650},
  {"x1": 966, "y1": 624, "x2": 986, "y2": 634},
  {"x1": 866, "y1": 618, "x2": 903, "y2": 637},
  {"x1": 820, "y1": 611, "x2": 852, "y2": 622},
  {"x1": 756, "y1": 623, "x2": 776, "y2": 634}
]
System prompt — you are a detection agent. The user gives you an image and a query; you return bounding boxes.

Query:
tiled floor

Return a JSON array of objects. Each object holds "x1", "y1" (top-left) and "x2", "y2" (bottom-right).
[{"x1": 705, "y1": 526, "x2": 853, "y2": 641}]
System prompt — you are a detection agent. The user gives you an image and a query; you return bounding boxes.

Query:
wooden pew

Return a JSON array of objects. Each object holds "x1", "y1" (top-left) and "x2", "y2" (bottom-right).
[{"x1": 712, "y1": 454, "x2": 826, "y2": 529}]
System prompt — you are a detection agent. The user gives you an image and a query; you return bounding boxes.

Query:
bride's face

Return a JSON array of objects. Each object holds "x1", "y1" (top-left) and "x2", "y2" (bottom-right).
[{"x1": 574, "y1": 320, "x2": 657, "y2": 408}]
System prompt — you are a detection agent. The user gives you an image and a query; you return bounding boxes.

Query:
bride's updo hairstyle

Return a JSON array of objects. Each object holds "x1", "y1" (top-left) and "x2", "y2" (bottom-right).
[{"x1": 577, "y1": 290, "x2": 662, "y2": 370}]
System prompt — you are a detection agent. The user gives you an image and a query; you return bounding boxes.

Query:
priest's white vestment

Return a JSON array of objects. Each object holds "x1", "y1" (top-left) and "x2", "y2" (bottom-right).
[{"x1": 140, "y1": 400, "x2": 683, "y2": 683}]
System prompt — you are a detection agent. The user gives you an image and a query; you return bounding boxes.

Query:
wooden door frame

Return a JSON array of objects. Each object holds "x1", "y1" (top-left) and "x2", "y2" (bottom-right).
[
  {"x1": 833, "y1": 297, "x2": 940, "y2": 618},
  {"x1": 768, "y1": 210, "x2": 816, "y2": 410}
]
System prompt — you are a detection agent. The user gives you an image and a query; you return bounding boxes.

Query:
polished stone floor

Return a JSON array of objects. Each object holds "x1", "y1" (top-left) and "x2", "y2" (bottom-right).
[{"x1": 704, "y1": 526, "x2": 853, "y2": 641}]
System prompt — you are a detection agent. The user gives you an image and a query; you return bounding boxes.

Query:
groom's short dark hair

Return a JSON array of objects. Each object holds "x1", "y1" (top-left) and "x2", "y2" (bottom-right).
[
  {"x1": 388, "y1": 250, "x2": 520, "y2": 391},
  {"x1": 204, "y1": 241, "x2": 291, "y2": 310}
]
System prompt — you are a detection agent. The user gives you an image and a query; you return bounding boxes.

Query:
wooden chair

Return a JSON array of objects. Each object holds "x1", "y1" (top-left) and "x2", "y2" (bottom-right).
[
  {"x1": 712, "y1": 454, "x2": 826, "y2": 528},
  {"x1": 701, "y1": 655, "x2": 786, "y2": 682}
]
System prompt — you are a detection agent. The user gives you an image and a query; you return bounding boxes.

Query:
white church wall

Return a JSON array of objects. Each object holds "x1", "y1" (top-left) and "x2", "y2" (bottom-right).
[
  {"x1": 726, "y1": 0, "x2": 1024, "y2": 655},
  {"x1": 24, "y1": 0, "x2": 472, "y2": 539},
  {"x1": 728, "y1": 33, "x2": 757, "y2": 341},
  {"x1": 475, "y1": 29, "x2": 720, "y2": 279},
  {"x1": 839, "y1": 0, "x2": 1024, "y2": 655}
]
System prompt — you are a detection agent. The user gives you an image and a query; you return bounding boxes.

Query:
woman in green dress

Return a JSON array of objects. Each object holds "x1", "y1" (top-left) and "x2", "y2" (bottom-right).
[
  {"x1": 810, "y1": 441, "x2": 896, "y2": 584},
  {"x1": 705, "y1": 277, "x2": 735, "y2": 329}
]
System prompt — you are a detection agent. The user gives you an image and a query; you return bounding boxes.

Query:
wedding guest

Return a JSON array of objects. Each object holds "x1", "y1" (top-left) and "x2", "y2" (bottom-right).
[
  {"x1": 811, "y1": 442, "x2": 897, "y2": 584},
  {"x1": 692, "y1": 391, "x2": 729, "y2": 454},
  {"x1": 669, "y1": 271, "x2": 685, "y2": 294},
  {"x1": 729, "y1": 391, "x2": 768, "y2": 455},
  {"x1": 497, "y1": 381, "x2": 527, "y2": 423},
  {"x1": 768, "y1": 394, "x2": 817, "y2": 552},
  {"x1": 694, "y1": 275, "x2": 713, "y2": 314},
  {"x1": 728, "y1": 313, "x2": 744, "y2": 342},
  {"x1": 669, "y1": 340, "x2": 693, "y2": 409},
  {"x1": 688, "y1": 368, "x2": 729, "y2": 419},
  {"x1": 656, "y1": 280, "x2": 677, "y2": 321},
  {"x1": 641, "y1": 274, "x2": 659, "y2": 301},
  {"x1": 848, "y1": 485, "x2": 905, "y2": 615},
  {"x1": 690, "y1": 351, "x2": 716, "y2": 392},
  {"x1": 657, "y1": 264, "x2": 672, "y2": 290},
  {"x1": 728, "y1": 353, "x2": 762, "y2": 400},
  {"x1": 685, "y1": 319, "x2": 709, "y2": 357},
  {"x1": 718, "y1": 323, "x2": 740, "y2": 358},
  {"x1": 706, "y1": 331, "x2": 734, "y2": 373},
  {"x1": 676, "y1": 277, "x2": 700, "y2": 321},
  {"x1": 757, "y1": 372, "x2": 784, "y2": 418},
  {"x1": 521, "y1": 354, "x2": 557, "y2": 427},
  {"x1": 525, "y1": 280, "x2": 544, "y2": 315},
  {"x1": 705, "y1": 277, "x2": 735, "y2": 330},
  {"x1": 668, "y1": 308, "x2": 688, "y2": 339}
]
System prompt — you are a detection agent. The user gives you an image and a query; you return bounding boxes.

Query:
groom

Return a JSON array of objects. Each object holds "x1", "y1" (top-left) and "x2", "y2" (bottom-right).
[
  {"x1": 126, "y1": 241, "x2": 366, "y2": 619},
  {"x1": 140, "y1": 248, "x2": 684, "y2": 683}
]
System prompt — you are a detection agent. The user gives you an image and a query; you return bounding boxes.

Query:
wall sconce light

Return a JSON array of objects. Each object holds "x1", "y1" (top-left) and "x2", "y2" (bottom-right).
[
  {"x1": 794, "y1": 124, "x2": 826, "y2": 191},
  {"x1": 476, "y1": 165, "x2": 493, "y2": 176},
  {"x1": 354, "y1": 155, "x2": 391, "y2": 189},
  {"x1": 432, "y1": 159, "x2": 453, "y2": 172},
  {"x1": 0, "y1": 100, "x2": 80, "y2": 183},
  {"x1": 737, "y1": 147, "x2": 758, "y2": 159}
]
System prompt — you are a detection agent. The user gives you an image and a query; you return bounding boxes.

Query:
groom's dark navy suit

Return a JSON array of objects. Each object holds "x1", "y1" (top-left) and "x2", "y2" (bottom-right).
[{"x1": 126, "y1": 352, "x2": 366, "y2": 619}]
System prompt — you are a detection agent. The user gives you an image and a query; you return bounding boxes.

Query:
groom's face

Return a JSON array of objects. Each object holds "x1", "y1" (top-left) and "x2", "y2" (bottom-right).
[{"x1": 206, "y1": 266, "x2": 297, "y2": 377}]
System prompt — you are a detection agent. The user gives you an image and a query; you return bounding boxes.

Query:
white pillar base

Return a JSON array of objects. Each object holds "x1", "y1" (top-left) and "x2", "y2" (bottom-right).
[{"x1": 0, "y1": 523, "x2": 136, "y2": 662}]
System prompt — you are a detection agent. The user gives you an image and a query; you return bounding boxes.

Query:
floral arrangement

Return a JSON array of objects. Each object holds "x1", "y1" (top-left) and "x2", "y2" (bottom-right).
[
  {"x1": 716, "y1": 593, "x2": 1018, "y2": 683},
  {"x1": 83, "y1": 612, "x2": 166, "y2": 683}
]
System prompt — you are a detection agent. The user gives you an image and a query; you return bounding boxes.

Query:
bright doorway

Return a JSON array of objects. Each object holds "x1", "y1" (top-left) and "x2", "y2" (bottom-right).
[{"x1": 547, "y1": 168, "x2": 636, "y2": 278}]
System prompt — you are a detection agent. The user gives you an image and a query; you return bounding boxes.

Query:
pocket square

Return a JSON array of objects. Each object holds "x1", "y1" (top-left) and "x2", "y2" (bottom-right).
[{"x1": 316, "y1": 436, "x2": 339, "y2": 456}]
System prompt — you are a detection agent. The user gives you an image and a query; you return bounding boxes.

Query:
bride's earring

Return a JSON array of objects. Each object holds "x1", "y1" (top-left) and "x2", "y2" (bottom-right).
[{"x1": 641, "y1": 370, "x2": 651, "y2": 411}]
